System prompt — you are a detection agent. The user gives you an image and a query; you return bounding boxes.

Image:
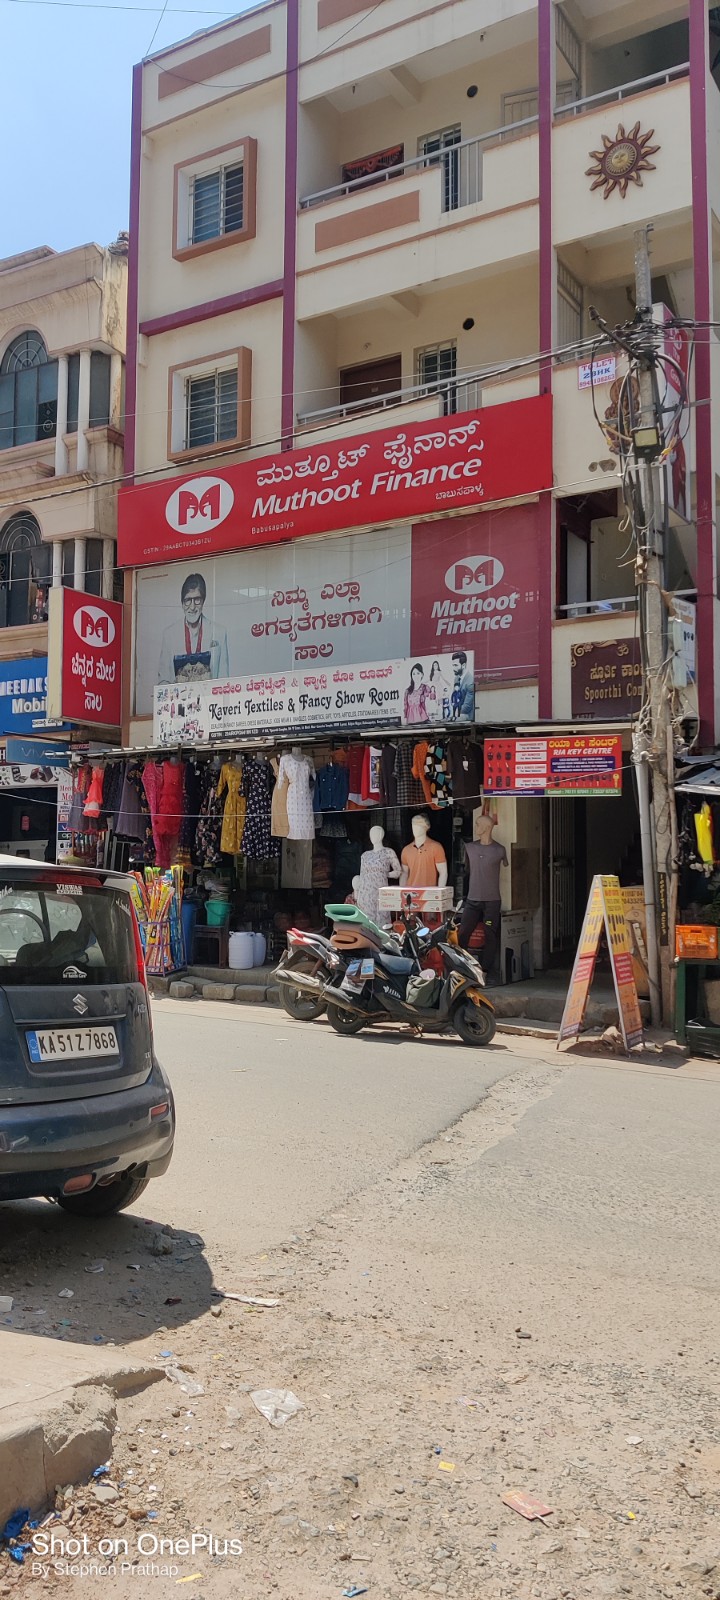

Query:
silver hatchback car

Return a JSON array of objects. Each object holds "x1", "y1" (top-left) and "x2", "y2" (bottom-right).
[{"x1": 0, "y1": 858, "x2": 174, "y2": 1218}]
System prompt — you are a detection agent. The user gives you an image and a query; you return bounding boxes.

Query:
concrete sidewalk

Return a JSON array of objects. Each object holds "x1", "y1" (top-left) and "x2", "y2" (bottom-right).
[{"x1": 0, "y1": 1333, "x2": 162, "y2": 1524}]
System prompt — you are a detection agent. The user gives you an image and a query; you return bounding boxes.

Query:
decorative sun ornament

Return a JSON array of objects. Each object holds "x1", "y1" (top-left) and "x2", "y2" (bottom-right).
[{"x1": 586, "y1": 121, "x2": 660, "y2": 199}]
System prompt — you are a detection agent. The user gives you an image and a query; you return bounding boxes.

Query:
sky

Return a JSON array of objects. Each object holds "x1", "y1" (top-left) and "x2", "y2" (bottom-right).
[{"x1": 0, "y1": 0, "x2": 255, "y2": 259}]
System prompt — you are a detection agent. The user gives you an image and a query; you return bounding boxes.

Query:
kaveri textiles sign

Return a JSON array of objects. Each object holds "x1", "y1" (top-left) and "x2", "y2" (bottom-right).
[
  {"x1": 47, "y1": 589, "x2": 124, "y2": 728},
  {"x1": 118, "y1": 396, "x2": 552, "y2": 568},
  {"x1": 153, "y1": 652, "x2": 475, "y2": 746}
]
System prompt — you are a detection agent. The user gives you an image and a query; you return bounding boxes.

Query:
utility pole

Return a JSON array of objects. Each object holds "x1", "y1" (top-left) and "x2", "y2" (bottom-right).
[{"x1": 630, "y1": 226, "x2": 674, "y2": 1028}]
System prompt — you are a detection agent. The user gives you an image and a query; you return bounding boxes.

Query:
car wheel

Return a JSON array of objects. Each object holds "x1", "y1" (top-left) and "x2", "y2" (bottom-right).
[
  {"x1": 452, "y1": 1000, "x2": 496, "y2": 1047},
  {"x1": 56, "y1": 1175, "x2": 150, "y2": 1218}
]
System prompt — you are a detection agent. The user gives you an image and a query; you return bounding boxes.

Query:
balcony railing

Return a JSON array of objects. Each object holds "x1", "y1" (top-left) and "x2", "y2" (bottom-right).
[
  {"x1": 554, "y1": 61, "x2": 688, "y2": 119},
  {"x1": 299, "y1": 119, "x2": 538, "y2": 211},
  {"x1": 298, "y1": 372, "x2": 483, "y2": 426},
  {"x1": 557, "y1": 588, "x2": 696, "y2": 620}
]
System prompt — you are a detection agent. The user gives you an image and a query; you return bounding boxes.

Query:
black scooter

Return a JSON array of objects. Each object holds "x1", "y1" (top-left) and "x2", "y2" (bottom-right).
[{"x1": 321, "y1": 906, "x2": 496, "y2": 1048}]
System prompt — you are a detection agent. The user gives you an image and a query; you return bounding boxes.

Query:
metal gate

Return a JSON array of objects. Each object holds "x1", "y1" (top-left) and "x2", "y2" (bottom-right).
[{"x1": 549, "y1": 797, "x2": 576, "y2": 952}]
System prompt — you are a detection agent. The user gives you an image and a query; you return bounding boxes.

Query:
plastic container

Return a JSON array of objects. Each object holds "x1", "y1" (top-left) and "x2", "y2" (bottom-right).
[
  {"x1": 228, "y1": 930, "x2": 254, "y2": 969},
  {"x1": 206, "y1": 898, "x2": 231, "y2": 928},
  {"x1": 181, "y1": 901, "x2": 198, "y2": 963},
  {"x1": 252, "y1": 931, "x2": 267, "y2": 967}
]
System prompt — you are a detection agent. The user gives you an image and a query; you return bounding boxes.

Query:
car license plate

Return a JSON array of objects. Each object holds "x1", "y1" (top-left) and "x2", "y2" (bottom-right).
[{"x1": 26, "y1": 1026, "x2": 119, "y2": 1064}]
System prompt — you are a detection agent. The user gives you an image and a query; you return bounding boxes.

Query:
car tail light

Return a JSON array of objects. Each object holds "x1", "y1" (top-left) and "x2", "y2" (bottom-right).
[
  {"x1": 63, "y1": 1174, "x2": 94, "y2": 1194},
  {"x1": 150, "y1": 1101, "x2": 169, "y2": 1119}
]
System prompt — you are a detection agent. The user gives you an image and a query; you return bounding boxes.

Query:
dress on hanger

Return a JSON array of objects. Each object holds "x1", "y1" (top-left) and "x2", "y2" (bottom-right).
[
  {"x1": 195, "y1": 769, "x2": 223, "y2": 866},
  {"x1": 115, "y1": 764, "x2": 145, "y2": 840},
  {"x1": 241, "y1": 758, "x2": 279, "y2": 860},
  {"x1": 83, "y1": 766, "x2": 105, "y2": 820},
  {"x1": 393, "y1": 743, "x2": 425, "y2": 810},
  {"x1": 278, "y1": 753, "x2": 316, "y2": 841},
  {"x1": 270, "y1": 756, "x2": 290, "y2": 838},
  {"x1": 69, "y1": 766, "x2": 91, "y2": 833},
  {"x1": 356, "y1": 845, "x2": 401, "y2": 926},
  {"x1": 218, "y1": 762, "x2": 247, "y2": 854}
]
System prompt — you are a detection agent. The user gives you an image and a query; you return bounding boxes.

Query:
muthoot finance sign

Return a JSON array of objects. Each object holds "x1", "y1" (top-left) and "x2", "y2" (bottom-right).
[{"x1": 411, "y1": 505, "x2": 543, "y2": 685}]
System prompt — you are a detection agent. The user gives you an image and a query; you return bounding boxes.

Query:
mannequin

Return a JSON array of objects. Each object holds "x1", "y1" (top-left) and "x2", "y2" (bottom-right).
[
  {"x1": 400, "y1": 815, "x2": 448, "y2": 889},
  {"x1": 458, "y1": 813, "x2": 508, "y2": 981},
  {"x1": 356, "y1": 824, "x2": 401, "y2": 926},
  {"x1": 277, "y1": 748, "x2": 315, "y2": 840}
]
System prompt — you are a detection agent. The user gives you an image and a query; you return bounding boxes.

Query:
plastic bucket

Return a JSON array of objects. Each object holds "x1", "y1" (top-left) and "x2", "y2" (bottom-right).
[
  {"x1": 206, "y1": 898, "x2": 231, "y2": 928},
  {"x1": 252, "y1": 932, "x2": 267, "y2": 967},
  {"x1": 228, "y1": 930, "x2": 254, "y2": 969}
]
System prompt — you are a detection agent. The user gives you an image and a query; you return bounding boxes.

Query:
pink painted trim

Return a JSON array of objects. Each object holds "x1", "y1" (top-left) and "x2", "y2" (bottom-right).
[
  {"x1": 690, "y1": 2, "x2": 715, "y2": 746},
  {"x1": 139, "y1": 279, "x2": 283, "y2": 337},
  {"x1": 281, "y1": 0, "x2": 299, "y2": 448},
  {"x1": 125, "y1": 62, "x2": 143, "y2": 481},
  {"x1": 537, "y1": 0, "x2": 553, "y2": 721}
]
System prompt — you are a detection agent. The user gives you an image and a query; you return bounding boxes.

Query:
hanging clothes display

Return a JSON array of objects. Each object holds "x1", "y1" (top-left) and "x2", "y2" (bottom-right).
[
  {"x1": 270, "y1": 755, "x2": 290, "y2": 839},
  {"x1": 379, "y1": 743, "x2": 398, "y2": 807},
  {"x1": 411, "y1": 740, "x2": 434, "y2": 808},
  {"x1": 423, "y1": 740, "x2": 453, "y2": 807},
  {"x1": 356, "y1": 845, "x2": 402, "y2": 926},
  {"x1": 83, "y1": 765, "x2": 105, "y2": 820},
  {"x1": 278, "y1": 753, "x2": 315, "y2": 840},
  {"x1": 347, "y1": 745, "x2": 365, "y2": 808},
  {"x1": 101, "y1": 762, "x2": 124, "y2": 822},
  {"x1": 115, "y1": 763, "x2": 145, "y2": 841},
  {"x1": 218, "y1": 761, "x2": 247, "y2": 854},
  {"x1": 178, "y1": 759, "x2": 203, "y2": 868},
  {"x1": 142, "y1": 761, "x2": 164, "y2": 862},
  {"x1": 241, "y1": 758, "x2": 279, "y2": 860},
  {"x1": 195, "y1": 767, "x2": 224, "y2": 867},
  {"x1": 361, "y1": 746, "x2": 382, "y2": 805},
  {"x1": 447, "y1": 738, "x2": 482, "y2": 803},
  {"x1": 69, "y1": 765, "x2": 91, "y2": 833},
  {"x1": 313, "y1": 756, "x2": 350, "y2": 814},
  {"x1": 393, "y1": 742, "x2": 425, "y2": 810}
]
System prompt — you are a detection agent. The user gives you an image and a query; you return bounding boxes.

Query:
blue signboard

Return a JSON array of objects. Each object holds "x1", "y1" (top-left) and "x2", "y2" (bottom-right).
[
  {"x1": 5, "y1": 738, "x2": 70, "y2": 767},
  {"x1": 0, "y1": 657, "x2": 66, "y2": 735}
]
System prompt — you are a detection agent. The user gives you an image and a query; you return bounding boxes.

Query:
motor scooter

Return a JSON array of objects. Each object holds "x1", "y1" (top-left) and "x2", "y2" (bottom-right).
[
  {"x1": 272, "y1": 912, "x2": 405, "y2": 1021},
  {"x1": 321, "y1": 906, "x2": 496, "y2": 1047}
]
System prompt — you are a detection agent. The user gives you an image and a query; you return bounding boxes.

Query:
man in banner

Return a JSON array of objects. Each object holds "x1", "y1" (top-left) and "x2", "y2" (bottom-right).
[{"x1": 158, "y1": 572, "x2": 229, "y2": 685}]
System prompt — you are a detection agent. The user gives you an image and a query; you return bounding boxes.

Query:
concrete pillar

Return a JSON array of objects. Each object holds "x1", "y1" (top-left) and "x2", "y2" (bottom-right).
[
  {"x1": 74, "y1": 537, "x2": 86, "y2": 592},
  {"x1": 102, "y1": 539, "x2": 114, "y2": 601},
  {"x1": 76, "y1": 350, "x2": 91, "y2": 472},
  {"x1": 537, "y1": 0, "x2": 556, "y2": 721},
  {"x1": 54, "y1": 354, "x2": 69, "y2": 477},
  {"x1": 52, "y1": 541, "x2": 63, "y2": 588},
  {"x1": 110, "y1": 352, "x2": 123, "y2": 429}
]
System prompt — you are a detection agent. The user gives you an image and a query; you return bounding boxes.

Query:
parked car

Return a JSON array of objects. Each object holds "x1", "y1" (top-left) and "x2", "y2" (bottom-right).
[{"x1": 0, "y1": 857, "x2": 174, "y2": 1218}]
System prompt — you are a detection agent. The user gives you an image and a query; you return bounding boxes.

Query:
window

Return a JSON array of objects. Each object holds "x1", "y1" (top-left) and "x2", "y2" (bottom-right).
[
  {"x1": 417, "y1": 341, "x2": 458, "y2": 415},
  {"x1": 418, "y1": 126, "x2": 461, "y2": 212},
  {"x1": 557, "y1": 262, "x2": 584, "y2": 358},
  {"x1": 168, "y1": 348, "x2": 251, "y2": 460},
  {"x1": 191, "y1": 164, "x2": 244, "y2": 244},
  {"x1": 0, "y1": 879, "x2": 137, "y2": 986},
  {"x1": 0, "y1": 331, "x2": 58, "y2": 451},
  {"x1": 85, "y1": 538, "x2": 104, "y2": 598},
  {"x1": 0, "y1": 513, "x2": 50, "y2": 628},
  {"x1": 174, "y1": 138, "x2": 257, "y2": 260},
  {"x1": 185, "y1": 369, "x2": 238, "y2": 450}
]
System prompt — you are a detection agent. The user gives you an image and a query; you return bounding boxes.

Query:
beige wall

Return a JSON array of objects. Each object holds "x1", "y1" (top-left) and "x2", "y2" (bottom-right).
[
  {"x1": 553, "y1": 78, "x2": 691, "y2": 248},
  {"x1": 135, "y1": 299, "x2": 283, "y2": 478}
]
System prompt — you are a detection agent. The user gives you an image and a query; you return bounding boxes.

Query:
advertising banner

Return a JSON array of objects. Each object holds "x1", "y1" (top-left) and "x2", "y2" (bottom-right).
[
  {"x1": 153, "y1": 651, "x2": 475, "y2": 746},
  {"x1": 118, "y1": 395, "x2": 552, "y2": 568},
  {"x1": 0, "y1": 764, "x2": 66, "y2": 789},
  {"x1": 56, "y1": 768, "x2": 74, "y2": 861},
  {"x1": 133, "y1": 527, "x2": 411, "y2": 718},
  {"x1": 0, "y1": 657, "x2": 58, "y2": 736},
  {"x1": 47, "y1": 589, "x2": 124, "y2": 728},
  {"x1": 484, "y1": 735, "x2": 623, "y2": 797},
  {"x1": 558, "y1": 874, "x2": 644, "y2": 1051},
  {"x1": 570, "y1": 639, "x2": 642, "y2": 718},
  {"x1": 410, "y1": 504, "x2": 541, "y2": 683}
]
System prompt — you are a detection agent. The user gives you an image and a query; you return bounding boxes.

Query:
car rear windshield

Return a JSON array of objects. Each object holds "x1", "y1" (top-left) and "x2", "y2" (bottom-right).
[{"x1": 0, "y1": 880, "x2": 137, "y2": 986}]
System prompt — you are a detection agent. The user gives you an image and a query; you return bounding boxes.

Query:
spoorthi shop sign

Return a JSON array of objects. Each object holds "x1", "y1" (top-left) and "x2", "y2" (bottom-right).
[
  {"x1": 153, "y1": 652, "x2": 475, "y2": 745},
  {"x1": 47, "y1": 589, "x2": 124, "y2": 727},
  {"x1": 118, "y1": 395, "x2": 552, "y2": 567}
]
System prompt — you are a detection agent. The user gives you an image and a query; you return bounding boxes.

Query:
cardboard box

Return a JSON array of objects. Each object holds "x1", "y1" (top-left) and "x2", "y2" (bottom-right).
[{"x1": 379, "y1": 886, "x2": 454, "y2": 914}]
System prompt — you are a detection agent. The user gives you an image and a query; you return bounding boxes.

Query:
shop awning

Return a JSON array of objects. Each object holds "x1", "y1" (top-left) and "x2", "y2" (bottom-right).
[{"x1": 675, "y1": 762, "x2": 720, "y2": 794}]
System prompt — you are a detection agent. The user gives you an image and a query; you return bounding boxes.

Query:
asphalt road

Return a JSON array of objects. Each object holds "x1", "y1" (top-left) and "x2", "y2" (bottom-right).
[{"x1": 147, "y1": 995, "x2": 524, "y2": 1255}]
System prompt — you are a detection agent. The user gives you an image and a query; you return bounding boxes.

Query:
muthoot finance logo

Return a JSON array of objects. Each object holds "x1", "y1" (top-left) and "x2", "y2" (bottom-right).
[
  {"x1": 444, "y1": 555, "x2": 504, "y2": 594},
  {"x1": 432, "y1": 553, "x2": 520, "y2": 636},
  {"x1": 73, "y1": 604, "x2": 116, "y2": 649},
  {"x1": 166, "y1": 476, "x2": 234, "y2": 534}
]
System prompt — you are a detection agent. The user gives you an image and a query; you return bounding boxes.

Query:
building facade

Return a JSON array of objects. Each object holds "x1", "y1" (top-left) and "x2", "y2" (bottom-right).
[
  {"x1": 118, "y1": 0, "x2": 718, "y2": 968},
  {"x1": 0, "y1": 241, "x2": 127, "y2": 856}
]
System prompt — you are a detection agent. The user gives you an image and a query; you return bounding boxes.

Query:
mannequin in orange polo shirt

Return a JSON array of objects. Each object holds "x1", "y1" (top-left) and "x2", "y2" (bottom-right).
[{"x1": 400, "y1": 814, "x2": 448, "y2": 888}]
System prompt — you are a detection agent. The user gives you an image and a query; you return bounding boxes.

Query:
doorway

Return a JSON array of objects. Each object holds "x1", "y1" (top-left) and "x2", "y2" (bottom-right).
[{"x1": 339, "y1": 355, "x2": 402, "y2": 411}]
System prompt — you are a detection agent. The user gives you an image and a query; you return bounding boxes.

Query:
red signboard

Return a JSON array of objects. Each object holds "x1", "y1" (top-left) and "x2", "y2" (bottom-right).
[
  {"x1": 47, "y1": 589, "x2": 123, "y2": 727},
  {"x1": 117, "y1": 396, "x2": 552, "y2": 568},
  {"x1": 410, "y1": 504, "x2": 541, "y2": 683},
  {"x1": 484, "y1": 735, "x2": 623, "y2": 797}
]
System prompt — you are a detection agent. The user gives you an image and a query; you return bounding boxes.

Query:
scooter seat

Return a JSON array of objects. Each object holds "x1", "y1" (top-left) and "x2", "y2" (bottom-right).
[{"x1": 376, "y1": 952, "x2": 415, "y2": 976}]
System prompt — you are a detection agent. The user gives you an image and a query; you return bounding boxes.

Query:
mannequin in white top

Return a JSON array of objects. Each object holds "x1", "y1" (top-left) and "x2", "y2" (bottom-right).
[
  {"x1": 356, "y1": 824, "x2": 401, "y2": 926},
  {"x1": 400, "y1": 814, "x2": 448, "y2": 888}
]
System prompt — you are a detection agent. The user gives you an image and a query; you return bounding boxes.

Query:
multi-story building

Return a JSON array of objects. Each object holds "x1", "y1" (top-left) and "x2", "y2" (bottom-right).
[
  {"x1": 118, "y1": 0, "x2": 716, "y2": 970},
  {"x1": 0, "y1": 240, "x2": 127, "y2": 856}
]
